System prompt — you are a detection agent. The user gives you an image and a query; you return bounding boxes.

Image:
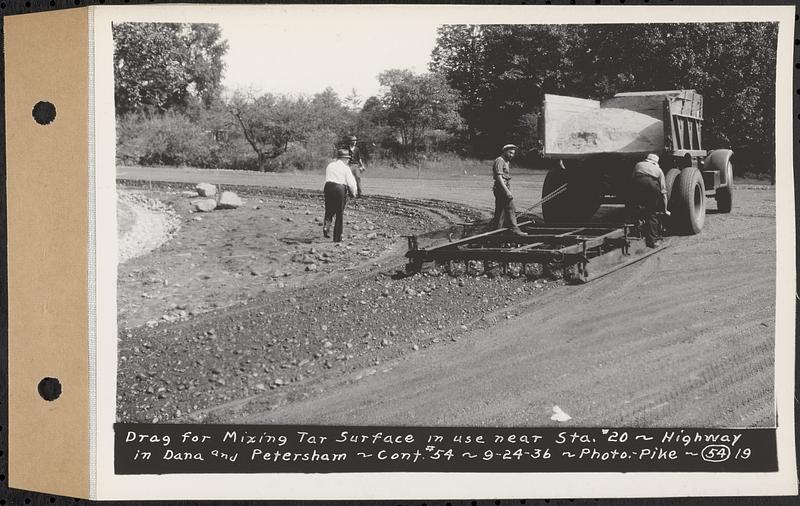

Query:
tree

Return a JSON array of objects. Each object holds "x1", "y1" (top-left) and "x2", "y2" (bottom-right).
[
  {"x1": 430, "y1": 22, "x2": 778, "y2": 172},
  {"x1": 343, "y1": 88, "x2": 363, "y2": 111},
  {"x1": 311, "y1": 87, "x2": 355, "y2": 140},
  {"x1": 113, "y1": 22, "x2": 229, "y2": 115},
  {"x1": 369, "y1": 69, "x2": 462, "y2": 157},
  {"x1": 228, "y1": 91, "x2": 317, "y2": 171}
]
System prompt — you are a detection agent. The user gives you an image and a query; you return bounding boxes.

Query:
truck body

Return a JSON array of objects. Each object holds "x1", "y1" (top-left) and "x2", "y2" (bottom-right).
[{"x1": 539, "y1": 90, "x2": 733, "y2": 234}]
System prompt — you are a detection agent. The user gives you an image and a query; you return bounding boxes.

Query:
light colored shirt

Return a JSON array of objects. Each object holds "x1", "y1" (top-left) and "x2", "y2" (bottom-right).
[
  {"x1": 325, "y1": 159, "x2": 358, "y2": 196},
  {"x1": 634, "y1": 160, "x2": 667, "y2": 194}
]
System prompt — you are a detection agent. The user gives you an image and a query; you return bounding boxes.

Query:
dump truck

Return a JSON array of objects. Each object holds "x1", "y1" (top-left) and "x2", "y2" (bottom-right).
[{"x1": 539, "y1": 90, "x2": 734, "y2": 234}]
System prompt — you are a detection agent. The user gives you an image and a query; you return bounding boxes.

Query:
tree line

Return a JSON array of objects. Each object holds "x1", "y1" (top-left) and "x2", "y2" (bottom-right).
[{"x1": 115, "y1": 22, "x2": 777, "y2": 175}]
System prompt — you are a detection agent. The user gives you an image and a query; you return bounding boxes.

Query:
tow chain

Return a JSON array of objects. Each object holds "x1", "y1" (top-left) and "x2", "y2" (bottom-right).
[{"x1": 517, "y1": 183, "x2": 568, "y2": 217}]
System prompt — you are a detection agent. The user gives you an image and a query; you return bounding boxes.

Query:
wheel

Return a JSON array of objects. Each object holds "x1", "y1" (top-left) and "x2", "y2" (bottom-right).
[
  {"x1": 542, "y1": 167, "x2": 600, "y2": 223},
  {"x1": 542, "y1": 167, "x2": 570, "y2": 222},
  {"x1": 673, "y1": 166, "x2": 706, "y2": 234},
  {"x1": 664, "y1": 168, "x2": 681, "y2": 205},
  {"x1": 715, "y1": 161, "x2": 733, "y2": 213},
  {"x1": 663, "y1": 168, "x2": 682, "y2": 232}
]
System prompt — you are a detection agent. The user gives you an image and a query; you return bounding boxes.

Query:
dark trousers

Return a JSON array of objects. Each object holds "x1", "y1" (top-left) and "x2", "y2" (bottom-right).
[
  {"x1": 323, "y1": 182, "x2": 348, "y2": 242},
  {"x1": 351, "y1": 167, "x2": 364, "y2": 196},
  {"x1": 492, "y1": 183, "x2": 520, "y2": 230},
  {"x1": 631, "y1": 175, "x2": 663, "y2": 246}
]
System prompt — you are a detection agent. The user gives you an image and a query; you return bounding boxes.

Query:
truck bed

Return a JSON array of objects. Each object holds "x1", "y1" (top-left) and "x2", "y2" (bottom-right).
[{"x1": 542, "y1": 91, "x2": 700, "y2": 159}]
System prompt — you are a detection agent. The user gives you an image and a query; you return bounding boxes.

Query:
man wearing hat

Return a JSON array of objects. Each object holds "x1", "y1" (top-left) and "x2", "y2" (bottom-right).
[
  {"x1": 323, "y1": 149, "x2": 359, "y2": 243},
  {"x1": 346, "y1": 135, "x2": 367, "y2": 197},
  {"x1": 631, "y1": 153, "x2": 668, "y2": 248},
  {"x1": 491, "y1": 144, "x2": 527, "y2": 236}
]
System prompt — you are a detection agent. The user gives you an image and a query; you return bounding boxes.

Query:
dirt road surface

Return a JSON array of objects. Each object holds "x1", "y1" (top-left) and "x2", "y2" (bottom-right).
[{"x1": 117, "y1": 166, "x2": 775, "y2": 427}]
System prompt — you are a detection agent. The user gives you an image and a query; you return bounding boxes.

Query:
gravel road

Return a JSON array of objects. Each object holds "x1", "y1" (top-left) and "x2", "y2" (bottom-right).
[{"x1": 117, "y1": 166, "x2": 776, "y2": 428}]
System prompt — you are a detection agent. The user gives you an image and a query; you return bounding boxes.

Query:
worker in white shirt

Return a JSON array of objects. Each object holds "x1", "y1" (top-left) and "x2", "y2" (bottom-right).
[
  {"x1": 631, "y1": 153, "x2": 668, "y2": 248},
  {"x1": 323, "y1": 149, "x2": 359, "y2": 242}
]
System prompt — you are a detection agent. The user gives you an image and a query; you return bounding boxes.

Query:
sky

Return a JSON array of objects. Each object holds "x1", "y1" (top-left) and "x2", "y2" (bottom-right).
[{"x1": 217, "y1": 17, "x2": 443, "y2": 101}]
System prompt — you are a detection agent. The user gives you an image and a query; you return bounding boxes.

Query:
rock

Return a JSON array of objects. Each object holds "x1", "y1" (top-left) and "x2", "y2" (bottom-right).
[
  {"x1": 412, "y1": 344, "x2": 419, "y2": 351},
  {"x1": 217, "y1": 191, "x2": 242, "y2": 209},
  {"x1": 305, "y1": 264, "x2": 318, "y2": 272},
  {"x1": 180, "y1": 190, "x2": 198, "y2": 197},
  {"x1": 192, "y1": 198, "x2": 217, "y2": 213},
  {"x1": 195, "y1": 183, "x2": 217, "y2": 197}
]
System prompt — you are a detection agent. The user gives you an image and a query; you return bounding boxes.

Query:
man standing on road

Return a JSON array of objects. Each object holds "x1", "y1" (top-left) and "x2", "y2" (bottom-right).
[
  {"x1": 631, "y1": 153, "x2": 669, "y2": 248},
  {"x1": 323, "y1": 149, "x2": 359, "y2": 243},
  {"x1": 491, "y1": 144, "x2": 527, "y2": 236},
  {"x1": 346, "y1": 135, "x2": 367, "y2": 197}
]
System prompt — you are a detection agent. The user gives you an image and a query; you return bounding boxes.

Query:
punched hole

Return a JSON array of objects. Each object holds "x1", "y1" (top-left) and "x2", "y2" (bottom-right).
[
  {"x1": 38, "y1": 377, "x2": 62, "y2": 401},
  {"x1": 32, "y1": 101, "x2": 57, "y2": 125}
]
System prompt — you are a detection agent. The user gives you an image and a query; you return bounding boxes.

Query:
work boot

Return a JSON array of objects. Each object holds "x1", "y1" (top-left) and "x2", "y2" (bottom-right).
[
  {"x1": 511, "y1": 228, "x2": 528, "y2": 237},
  {"x1": 322, "y1": 220, "x2": 331, "y2": 238}
]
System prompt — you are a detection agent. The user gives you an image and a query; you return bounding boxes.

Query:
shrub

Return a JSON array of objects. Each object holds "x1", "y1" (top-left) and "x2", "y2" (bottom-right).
[
  {"x1": 116, "y1": 112, "x2": 214, "y2": 167},
  {"x1": 270, "y1": 130, "x2": 339, "y2": 172}
]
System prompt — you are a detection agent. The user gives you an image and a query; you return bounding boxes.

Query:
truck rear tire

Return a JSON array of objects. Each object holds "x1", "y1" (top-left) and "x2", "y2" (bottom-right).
[
  {"x1": 542, "y1": 168, "x2": 570, "y2": 222},
  {"x1": 674, "y1": 166, "x2": 706, "y2": 234},
  {"x1": 542, "y1": 167, "x2": 600, "y2": 223},
  {"x1": 715, "y1": 161, "x2": 733, "y2": 213},
  {"x1": 664, "y1": 168, "x2": 681, "y2": 232}
]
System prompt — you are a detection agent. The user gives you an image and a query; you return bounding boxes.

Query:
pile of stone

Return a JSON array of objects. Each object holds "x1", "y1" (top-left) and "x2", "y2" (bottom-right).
[
  {"x1": 186, "y1": 183, "x2": 243, "y2": 213},
  {"x1": 551, "y1": 108, "x2": 663, "y2": 154}
]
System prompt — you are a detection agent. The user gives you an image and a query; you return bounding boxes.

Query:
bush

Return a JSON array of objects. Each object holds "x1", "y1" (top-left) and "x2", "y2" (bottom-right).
[
  {"x1": 116, "y1": 112, "x2": 214, "y2": 167},
  {"x1": 269, "y1": 130, "x2": 339, "y2": 172}
]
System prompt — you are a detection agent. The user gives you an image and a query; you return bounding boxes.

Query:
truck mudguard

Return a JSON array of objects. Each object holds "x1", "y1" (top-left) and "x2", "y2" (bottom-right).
[{"x1": 703, "y1": 149, "x2": 734, "y2": 186}]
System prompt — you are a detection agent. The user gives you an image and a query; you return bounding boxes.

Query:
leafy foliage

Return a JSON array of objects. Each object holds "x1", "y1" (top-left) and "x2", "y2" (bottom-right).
[
  {"x1": 363, "y1": 69, "x2": 462, "y2": 158},
  {"x1": 114, "y1": 21, "x2": 778, "y2": 175},
  {"x1": 227, "y1": 88, "x2": 355, "y2": 171},
  {"x1": 430, "y1": 22, "x2": 778, "y2": 170},
  {"x1": 113, "y1": 23, "x2": 228, "y2": 114}
]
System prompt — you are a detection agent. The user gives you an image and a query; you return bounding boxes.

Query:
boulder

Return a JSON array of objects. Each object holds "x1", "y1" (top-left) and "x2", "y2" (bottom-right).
[
  {"x1": 195, "y1": 183, "x2": 217, "y2": 197},
  {"x1": 191, "y1": 198, "x2": 217, "y2": 213},
  {"x1": 217, "y1": 191, "x2": 242, "y2": 209}
]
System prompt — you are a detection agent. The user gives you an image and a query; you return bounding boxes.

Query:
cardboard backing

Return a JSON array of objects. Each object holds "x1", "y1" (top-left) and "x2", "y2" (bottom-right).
[{"x1": 5, "y1": 7, "x2": 90, "y2": 498}]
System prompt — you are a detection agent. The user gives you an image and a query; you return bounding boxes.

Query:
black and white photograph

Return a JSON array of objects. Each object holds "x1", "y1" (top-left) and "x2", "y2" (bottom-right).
[
  {"x1": 1, "y1": 2, "x2": 795, "y2": 501},
  {"x1": 112, "y1": 14, "x2": 783, "y2": 431}
]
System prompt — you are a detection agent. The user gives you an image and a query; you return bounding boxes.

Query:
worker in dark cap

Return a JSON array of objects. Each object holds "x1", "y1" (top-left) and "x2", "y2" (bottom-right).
[
  {"x1": 346, "y1": 135, "x2": 367, "y2": 197},
  {"x1": 323, "y1": 149, "x2": 359, "y2": 243},
  {"x1": 631, "y1": 153, "x2": 668, "y2": 248},
  {"x1": 491, "y1": 144, "x2": 527, "y2": 236}
]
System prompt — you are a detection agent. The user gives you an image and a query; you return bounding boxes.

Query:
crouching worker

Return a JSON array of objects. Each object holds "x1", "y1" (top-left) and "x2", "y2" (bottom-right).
[
  {"x1": 491, "y1": 144, "x2": 527, "y2": 236},
  {"x1": 631, "y1": 153, "x2": 669, "y2": 248},
  {"x1": 323, "y1": 149, "x2": 359, "y2": 243}
]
